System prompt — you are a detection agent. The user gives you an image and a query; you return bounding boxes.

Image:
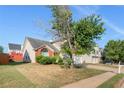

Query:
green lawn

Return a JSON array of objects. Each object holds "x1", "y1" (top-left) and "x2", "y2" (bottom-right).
[
  {"x1": 0, "y1": 65, "x2": 36, "y2": 88},
  {"x1": 0, "y1": 63, "x2": 106, "y2": 88},
  {"x1": 7, "y1": 61, "x2": 29, "y2": 65},
  {"x1": 98, "y1": 74, "x2": 124, "y2": 88}
]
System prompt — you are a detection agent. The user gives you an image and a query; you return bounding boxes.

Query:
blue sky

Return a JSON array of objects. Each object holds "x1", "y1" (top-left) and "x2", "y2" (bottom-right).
[{"x1": 0, "y1": 5, "x2": 124, "y2": 52}]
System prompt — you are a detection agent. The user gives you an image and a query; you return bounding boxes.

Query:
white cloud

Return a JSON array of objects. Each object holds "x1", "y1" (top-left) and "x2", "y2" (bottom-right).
[
  {"x1": 73, "y1": 5, "x2": 124, "y2": 36},
  {"x1": 103, "y1": 18, "x2": 124, "y2": 35},
  {"x1": 72, "y1": 5, "x2": 100, "y2": 16}
]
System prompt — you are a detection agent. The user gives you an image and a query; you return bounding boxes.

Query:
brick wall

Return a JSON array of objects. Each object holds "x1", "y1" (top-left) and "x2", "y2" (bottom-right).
[
  {"x1": 9, "y1": 52, "x2": 23, "y2": 62},
  {"x1": 35, "y1": 47, "x2": 55, "y2": 57}
]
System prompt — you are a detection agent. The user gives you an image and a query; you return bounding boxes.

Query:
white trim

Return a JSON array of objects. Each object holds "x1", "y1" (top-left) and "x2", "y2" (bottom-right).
[
  {"x1": 23, "y1": 39, "x2": 36, "y2": 63},
  {"x1": 22, "y1": 37, "x2": 27, "y2": 52}
]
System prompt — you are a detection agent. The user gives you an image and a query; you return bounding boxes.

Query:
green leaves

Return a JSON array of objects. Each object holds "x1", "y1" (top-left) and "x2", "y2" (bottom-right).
[
  {"x1": 0, "y1": 46, "x2": 3, "y2": 53},
  {"x1": 61, "y1": 42, "x2": 72, "y2": 56},
  {"x1": 104, "y1": 40, "x2": 124, "y2": 63},
  {"x1": 73, "y1": 15, "x2": 105, "y2": 54},
  {"x1": 50, "y1": 6, "x2": 105, "y2": 57}
]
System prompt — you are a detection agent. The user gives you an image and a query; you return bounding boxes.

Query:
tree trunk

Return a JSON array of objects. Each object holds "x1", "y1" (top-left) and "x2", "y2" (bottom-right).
[{"x1": 66, "y1": 20, "x2": 74, "y2": 61}]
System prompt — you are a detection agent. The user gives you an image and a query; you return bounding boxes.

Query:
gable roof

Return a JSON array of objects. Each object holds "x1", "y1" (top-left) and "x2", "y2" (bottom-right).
[
  {"x1": 26, "y1": 37, "x2": 59, "y2": 52},
  {"x1": 8, "y1": 43, "x2": 21, "y2": 50},
  {"x1": 50, "y1": 39, "x2": 64, "y2": 44}
]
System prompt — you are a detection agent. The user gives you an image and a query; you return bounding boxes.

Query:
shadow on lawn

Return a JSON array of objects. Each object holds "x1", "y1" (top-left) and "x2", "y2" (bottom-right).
[{"x1": 7, "y1": 61, "x2": 30, "y2": 65}]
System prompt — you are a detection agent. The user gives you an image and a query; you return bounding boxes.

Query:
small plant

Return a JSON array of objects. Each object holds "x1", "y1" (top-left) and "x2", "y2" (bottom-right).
[
  {"x1": 63, "y1": 58, "x2": 73, "y2": 69},
  {"x1": 53, "y1": 56, "x2": 63, "y2": 65},
  {"x1": 57, "y1": 58, "x2": 63, "y2": 65}
]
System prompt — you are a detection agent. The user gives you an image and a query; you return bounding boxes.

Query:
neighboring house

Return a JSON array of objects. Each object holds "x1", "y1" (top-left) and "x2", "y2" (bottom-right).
[
  {"x1": 51, "y1": 39, "x2": 64, "y2": 51},
  {"x1": 51, "y1": 39, "x2": 102, "y2": 64},
  {"x1": 22, "y1": 37, "x2": 59, "y2": 63},
  {"x1": 8, "y1": 43, "x2": 23, "y2": 62},
  {"x1": 52, "y1": 39, "x2": 102, "y2": 64},
  {"x1": 73, "y1": 47, "x2": 103, "y2": 64}
]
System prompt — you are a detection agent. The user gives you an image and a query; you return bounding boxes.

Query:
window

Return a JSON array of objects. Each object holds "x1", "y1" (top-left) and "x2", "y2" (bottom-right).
[
  {"x1": 24, "y1": 50, "x2": 31, "y2": 62},
  {"x1": 41, "y1": 48, "x2": 48, "y2": 56}
]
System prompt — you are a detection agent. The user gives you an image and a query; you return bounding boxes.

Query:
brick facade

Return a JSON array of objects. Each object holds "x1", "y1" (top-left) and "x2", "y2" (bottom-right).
[
  {"x1": 9, "y1": 51, "x2": 23, "y2": 62},
  {"x1": 35, "y1": 46, "x2": 55, "y2": 57}
]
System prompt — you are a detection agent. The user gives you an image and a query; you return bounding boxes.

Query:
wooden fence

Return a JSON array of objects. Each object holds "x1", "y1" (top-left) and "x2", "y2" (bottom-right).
[{"x1": 0, "y1": 53, "x2": 9, "y2": 65}]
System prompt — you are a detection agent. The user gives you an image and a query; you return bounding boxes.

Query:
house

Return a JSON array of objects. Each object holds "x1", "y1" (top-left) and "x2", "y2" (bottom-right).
[
  {"x1": 22, "y1": 37, "x2": 102, "y2": 64},
  {"x1": 51, "y1": 39, "x2": 65, "y2": 51},
  {"x1": 51, "y1": 39, "x2": 102, "y2": 64},
  {"x1": 22, "y1": 37, "x2": 59, "y2": 63},
  {"x1": 73, "y1": 47, "x2": 103, "y2": 64},
  {"x1": 8, "y1": 43, "x2": 23, "y2": 62}
]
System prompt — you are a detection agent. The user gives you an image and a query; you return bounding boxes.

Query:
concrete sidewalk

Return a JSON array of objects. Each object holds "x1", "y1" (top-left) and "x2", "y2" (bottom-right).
[{"x1": 62, "y1": 72, "x2": 116, "y2": 88}]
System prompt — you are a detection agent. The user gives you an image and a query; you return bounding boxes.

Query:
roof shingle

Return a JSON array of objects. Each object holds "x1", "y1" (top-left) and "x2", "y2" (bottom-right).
[
  {"x1": 8, "y1": 43, "x2": 21, "y2": 50},
  {"x1": 26, "y1": 37, "x2": 59, "y2": 52}
]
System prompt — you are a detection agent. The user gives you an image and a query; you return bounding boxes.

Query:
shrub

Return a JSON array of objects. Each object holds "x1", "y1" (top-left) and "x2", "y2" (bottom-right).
[
  {"x1": 36, "y1": 55, "x2": 58, "y2": 65},
  {"x1": 50, "y1": 57, "x2": 57, "y2": 64},
  {"x1": 36, "y1": 55, "x2": 64, "y2": 65},
  {"x1": 40, "y1": 56, "x2": 52, "y2": 64},
  {"x1": 0, "y1": 46, "x2": 3, "y2": 53},
  {"x1": 65, "y1": 58, "x2": 73, "y2": 65},
  {"x1": 63, "y1": 58, "x2": 73, "y2": 69},
  {"x1": 36, "y1": 55, "x2": 43, "y2": 63},
  {"x1": 57, "y1": 58, "x2": 63, "y2": 65},
  {"x1": 53, "y1": 56, "x2": 63, "y2": 65},
  {"x1": 36, "y1": 55, "x2": 51, "y2": 64}
]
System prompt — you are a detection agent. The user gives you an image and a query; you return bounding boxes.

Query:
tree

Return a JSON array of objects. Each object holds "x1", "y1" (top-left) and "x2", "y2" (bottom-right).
[
  {"x1": 0, "y1": 46, "x2": 3, "y2": 53},
  {"x1": 104, "y1": 40, "x2": 124, "y2": 64},
  {"x1": 119, "y1": 40, "x2": 124, "y2": 62},
  {"x1": 73, "y1": 15, "x2": 105, "y2": 55},
  {"x1": 49, "y1": 6, "x2": 105, "y2": 63},
  {"x1": 50, "y1": 6, "x2": 74, "y2": 59}
]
